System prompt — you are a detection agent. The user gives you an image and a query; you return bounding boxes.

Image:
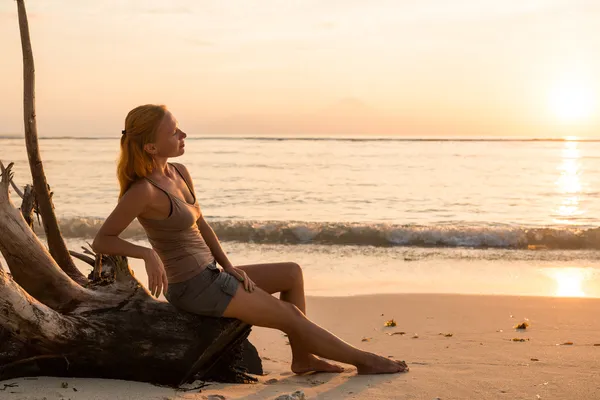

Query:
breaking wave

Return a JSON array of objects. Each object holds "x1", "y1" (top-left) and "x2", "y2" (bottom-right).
[{"x1": 47, "y1": 218, "x2": 600, "y2": 250}]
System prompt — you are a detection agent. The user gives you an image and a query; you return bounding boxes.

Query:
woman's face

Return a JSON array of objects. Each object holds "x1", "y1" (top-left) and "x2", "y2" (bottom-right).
[{"x1": 152, "y1": 110, "x2": 187, "y2": 158}]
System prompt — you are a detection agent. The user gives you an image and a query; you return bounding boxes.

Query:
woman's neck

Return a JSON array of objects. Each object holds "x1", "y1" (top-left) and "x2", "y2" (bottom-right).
[{"x1": 151, "y1": 157, "x2": 170, "y2": 178}]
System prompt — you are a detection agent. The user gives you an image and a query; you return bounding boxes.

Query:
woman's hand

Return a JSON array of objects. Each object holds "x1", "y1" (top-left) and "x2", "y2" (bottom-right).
[
  {"x1": 224, "y1": 266, "x2": 256, "y2": 292},
  {"x1": 143, "y1": 249, "x2": 168, "y2": 297}
]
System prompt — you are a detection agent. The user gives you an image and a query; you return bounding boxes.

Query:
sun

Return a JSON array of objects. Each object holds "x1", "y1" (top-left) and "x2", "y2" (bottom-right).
[{"x1": 549, "y1": 80, "x2": 596, "y2": 124}]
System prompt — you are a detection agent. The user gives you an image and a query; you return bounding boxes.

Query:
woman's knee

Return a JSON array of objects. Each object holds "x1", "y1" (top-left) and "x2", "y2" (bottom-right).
[{"x1": 286, "y1": 262, "x2": 303, "y2": 284}]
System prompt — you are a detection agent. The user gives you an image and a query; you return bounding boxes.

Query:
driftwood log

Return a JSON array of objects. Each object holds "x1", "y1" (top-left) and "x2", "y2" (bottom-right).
[{"x1": 1, "y1": 0, "x2": 261, "y2": 386}]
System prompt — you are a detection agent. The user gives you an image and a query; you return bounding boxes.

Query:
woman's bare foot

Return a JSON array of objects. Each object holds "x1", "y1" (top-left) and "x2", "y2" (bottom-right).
[
  {"x1": 356, "y1": 353, "x2": 409, "y2": 374},
  {"x1": 292, "y1": 354, "x2": 345, "y2": 374}
]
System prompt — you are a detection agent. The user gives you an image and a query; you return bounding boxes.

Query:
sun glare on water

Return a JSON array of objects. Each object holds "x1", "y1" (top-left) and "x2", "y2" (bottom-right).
[
  {"x1": 548, "y1": 268, "x2": 592, "y2": 297},
  {"x1": 549, "y1": 80, "x2": 596, "y2": 124}
]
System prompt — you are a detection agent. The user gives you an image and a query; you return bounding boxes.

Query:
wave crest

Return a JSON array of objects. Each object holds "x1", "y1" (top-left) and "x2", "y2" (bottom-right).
[{"x1": 47, "y1": 218, "x2": 600, "y2": 250}]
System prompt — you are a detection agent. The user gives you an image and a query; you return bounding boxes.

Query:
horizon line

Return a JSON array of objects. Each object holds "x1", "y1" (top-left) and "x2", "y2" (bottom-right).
[{"x1": 1, "y1": 134, "x2": 599, "y2": 143}]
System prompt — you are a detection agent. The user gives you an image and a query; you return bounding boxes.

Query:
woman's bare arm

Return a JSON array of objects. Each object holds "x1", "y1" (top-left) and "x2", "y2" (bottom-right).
[
  {"x1": 92, "y1": 181, "x2": 168, "y2": 297},
  {"x1": 92, "y1": 182, "x2": 152, "y2": 258}
]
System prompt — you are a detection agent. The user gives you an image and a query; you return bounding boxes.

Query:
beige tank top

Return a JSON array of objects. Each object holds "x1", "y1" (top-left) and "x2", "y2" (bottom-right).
[{"x1": 137, "y1": 164, "x2": 215, "y2": 284}]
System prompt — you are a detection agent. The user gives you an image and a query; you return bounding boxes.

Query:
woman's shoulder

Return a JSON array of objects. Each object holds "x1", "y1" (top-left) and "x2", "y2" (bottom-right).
[
  {"x1": 122, "y1": 178, "x2": 155, "y2": 201},
  {"x1": 170, "y1": 161, "x2": 190, "y2": 175}
]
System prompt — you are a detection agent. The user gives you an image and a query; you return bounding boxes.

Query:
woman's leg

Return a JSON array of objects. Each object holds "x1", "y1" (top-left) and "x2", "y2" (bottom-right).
[
  {"x1": 237, "y1": 262, "x2": 342, "y2": 373},
  {"x1": 237, "y1": 262, "x2": 305, "y2": 311},
  {"x1": 222, "y1": 284, "x2": 408, "y2": 374}
]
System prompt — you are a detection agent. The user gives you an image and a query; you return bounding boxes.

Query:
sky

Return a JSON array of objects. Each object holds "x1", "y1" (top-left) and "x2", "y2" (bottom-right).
[{"x1": 1, "y1": 0, "x2": 599, "y2": 137}]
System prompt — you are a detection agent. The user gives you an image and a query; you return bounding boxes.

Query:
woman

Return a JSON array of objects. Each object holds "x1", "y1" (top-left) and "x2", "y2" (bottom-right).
[{"x1": 92, "y1": 104, "x2": 408, "y2": 375}]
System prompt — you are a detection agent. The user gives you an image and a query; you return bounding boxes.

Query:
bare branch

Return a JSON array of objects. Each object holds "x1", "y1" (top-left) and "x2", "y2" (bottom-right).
[
  {"x1": 15, "y1": 0, "x2": 87, "y2": 286},
  {"x1": 19, "y1": 184, "x2": 36, "y2": 227},
  {"x1": 10, "y1": 180, "x2": 24, "y2": 199},
  {"x1": 1, "y1": 161, "x2": 38, "y2": 227},
  {"x1": 68, "y1": 250, "x2": 95, "y2": 267}
]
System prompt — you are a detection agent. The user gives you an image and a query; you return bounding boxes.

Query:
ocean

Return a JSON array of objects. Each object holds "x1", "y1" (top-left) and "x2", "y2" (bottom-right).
[{"x1": 1, "y1": 135, "x2": 600, "y2": 298}]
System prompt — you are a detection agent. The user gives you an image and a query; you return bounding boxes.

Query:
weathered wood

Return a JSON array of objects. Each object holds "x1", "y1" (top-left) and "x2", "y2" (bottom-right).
[
  {"x1": 19, "y1": 184, "x2": 36, "y2": 227},
  {"x1": 180, "y1": 319, "x2": 252, "y2": 385},
  {"x1": 9, "y1": 179, "x2": 25, "y2": 199},
  {"x1": 0, "y1": 161, "x2": 35, "y2": 227},
  {"x1": 68, "y1": 249, "x2": 96, "y2": 267},
  {"x1": 0, "y1": 238, "x2": 262, "y2": 384},
  {"x1": 0, "y1": 163, "x2": 91, "y2": 311},
  {"x1": 0, "y1": 266, "x2": 260, "y2": 385},
  {"x1": 15, "y1": 0, "x2": 87, "y2": 285}
]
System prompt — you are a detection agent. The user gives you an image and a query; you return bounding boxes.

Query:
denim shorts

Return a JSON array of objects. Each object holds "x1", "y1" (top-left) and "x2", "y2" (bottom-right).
[{"x1": 165, "y1": 261, "x2": 240, "y2": 317}]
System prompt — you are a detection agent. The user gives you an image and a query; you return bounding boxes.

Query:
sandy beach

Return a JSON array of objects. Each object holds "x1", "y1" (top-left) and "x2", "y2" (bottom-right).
[
  {"x1": 3, "y1": 0, "x2": 600, "y2": 399},
  {"x1": 2, "y1": 293, "x2": 599, "y2": 400}
]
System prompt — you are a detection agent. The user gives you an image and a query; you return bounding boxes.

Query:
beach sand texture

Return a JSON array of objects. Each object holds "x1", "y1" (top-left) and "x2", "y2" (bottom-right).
[{"x1": 2, "y1": 293, "x2": 599, "y2": 400}]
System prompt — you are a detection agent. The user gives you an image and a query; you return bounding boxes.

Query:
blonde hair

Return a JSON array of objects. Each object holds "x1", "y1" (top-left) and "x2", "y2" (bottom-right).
[{"x1": 117, "y1": 104, "x2": 167, "y2": 198}]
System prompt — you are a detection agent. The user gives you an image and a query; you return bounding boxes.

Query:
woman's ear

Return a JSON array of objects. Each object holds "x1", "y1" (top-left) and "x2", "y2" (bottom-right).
[{"x1": 144, "y1": 143, "x2": 157, "y2": 154}]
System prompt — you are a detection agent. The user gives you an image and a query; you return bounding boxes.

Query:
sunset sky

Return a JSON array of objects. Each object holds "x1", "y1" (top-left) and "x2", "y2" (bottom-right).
[{"x1": 1, "y1": 0, "x2": 599, "y2": 137}]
